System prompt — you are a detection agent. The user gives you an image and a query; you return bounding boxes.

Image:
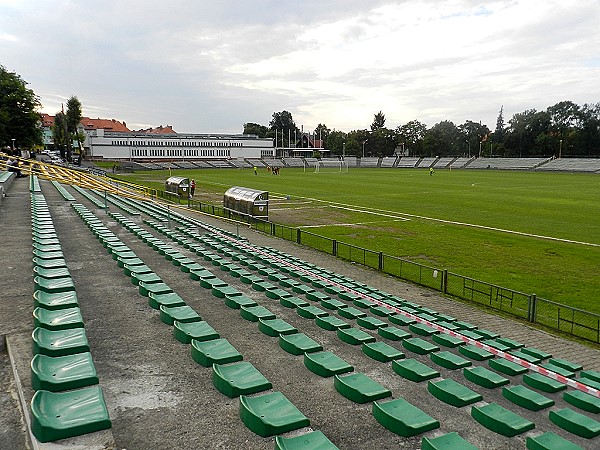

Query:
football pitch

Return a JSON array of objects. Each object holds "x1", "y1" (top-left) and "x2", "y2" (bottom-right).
[{"x1": 114, "y1": 167, "x2": 600, "y2": 315}]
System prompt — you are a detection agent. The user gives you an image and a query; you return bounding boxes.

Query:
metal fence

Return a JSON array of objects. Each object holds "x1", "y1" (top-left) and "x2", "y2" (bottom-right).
[{"x1": 155, "y1": 191, "x2": 600, "y2": 344}]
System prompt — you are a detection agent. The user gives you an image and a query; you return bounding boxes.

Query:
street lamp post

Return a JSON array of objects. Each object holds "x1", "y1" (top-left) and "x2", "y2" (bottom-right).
[
  {"x1": 559, "y1": 139, "x2": 563, "y2": 159},
  {"x1": 342, "y1": 142, "x2": 346, "y2": 159},
  {"x1": 11, "y1": 138, "x2": 15, "y2": 153},
  {"x1": 362, "y1": 140, "x2": 368, "y2": 158}
]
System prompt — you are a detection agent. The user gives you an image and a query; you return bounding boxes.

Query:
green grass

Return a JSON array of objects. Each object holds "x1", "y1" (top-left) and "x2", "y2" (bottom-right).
[{"x1": 112, "y1": 167, "x2": 600, "y2": 314}]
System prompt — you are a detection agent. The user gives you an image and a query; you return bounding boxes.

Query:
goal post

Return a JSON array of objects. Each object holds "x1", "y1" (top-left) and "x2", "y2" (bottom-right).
[{"x1": 314, "y1": 159, "x2": 348, "y2": 173}]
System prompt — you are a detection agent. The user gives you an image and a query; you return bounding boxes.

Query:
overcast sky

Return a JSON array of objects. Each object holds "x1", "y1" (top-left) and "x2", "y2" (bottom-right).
[{"x1": 1, "y1": 0, "x2": 599, "y2": 134}]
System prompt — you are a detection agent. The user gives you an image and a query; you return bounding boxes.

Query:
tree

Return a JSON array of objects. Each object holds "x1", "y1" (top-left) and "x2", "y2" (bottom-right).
[
  {"x1": 458, "y1": 120, "x2": 490, "y2": 157},
  {"x1": 0, "y1": 65, "x2": 42, "y2": 152},
  {"x1": 52, "y1": 112, "x2": 68, "y2": 159},
  {"x1": 371, "y1": 111, "x2": 386, "y2": 132},
  {"x1": 575, "y1": 103, "x2": 600, "y2": 157},
  {"x1": 243, "y1": 122, "x2": 269, "y2": 137},
  {"x1": 64, "y1": 96, "x2": 82, "y2": 161},
  {"x1": 494, "y1": 106, "x2": 505, "y2": 144},
  {"x1": 396, "y1": 120, "x2": 427, "y2": 156},
  {"x1": 327, "y1": 130, "x2": 347, "y2": 156},
  {"x1": 423, "y1": 121, "x2": 461, "y2": 156},
  {"x1": 269, "y1": 110, "x2": 298, "y2": 147}
]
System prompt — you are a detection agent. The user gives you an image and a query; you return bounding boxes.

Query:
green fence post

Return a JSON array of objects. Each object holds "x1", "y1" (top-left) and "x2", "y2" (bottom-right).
[
  {"x1": 443, "y1": 269, "x2": 448, "y2": 294},
  {"x1": 167, "y1": 205, "x2": 171, "y2": 229},
  {"x1": 378, "y1": 252, "x2": 383, "y2": 271},
  {"x1": 333, "y1": 240, "x2": 337, "y2": 256},
  {"x1": 529, "y1": 293, "x2": 536, "y2": 322},
  {"x1": 296, "y1": 228, "x2": 301, "y2": 244}
]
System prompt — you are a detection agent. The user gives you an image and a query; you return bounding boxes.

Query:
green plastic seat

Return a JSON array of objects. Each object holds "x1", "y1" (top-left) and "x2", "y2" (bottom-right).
[
  {"x1": 148, "y1": 292, "x2": 186, "y2": 310},
  {"x1": 563, "y1": 389, "x2": 600, "y2": 414},
  {"x1": 173, "y1": 321, "x2": 219, "y2": 344},
  {"x1": 526, "y1": 431, "x2": 583, "y2": 450},
  {"x1": 32, "y1": 327, "x2": 89, "y2": 357},
  {"x1": 362, "y1": 341, "x2": 404, "y2": 362},
  {"x1": 280, "y1": 296, "x2": 309, "y2": 309},
  {"x1": 496, "y1": 337, "x2": 525, "y2": 350},
  {"x1": 471, "y1": 403, "x2": 535, "y2": 437},
  {"x1": 315, "y1": 316, "x2": 350, "y2": 331},
  {"x1": 520, "y1": 346, "x2": 551, "y2": 360},
  {"x1": 430, "y1": 351, "x2": 471, "y2": 370},
  {"x1": 32, "y1": 257, "x2": 68, "y2": 270},
  {"x1": 549, "y1": 358, "x2": 583, "y2": 373},
  {"x1": 549, "y1": 408, "x2": 600, "y2": 438},
  {"x1": 337, "y1": 306, "x2": 366, "y2": 320},
  {"x1": 240, "y1": 305, "x2": 276, "y2": 322},
  {"x1": 378, "y1": 326, "x2": 411, "y2": 341},
  {"x1": 432, "y1": 333, "x2": 465, "y2": 348},
  {"x1": 34, "y1": 276, "x2": 75, "y2": 294},
  {"x1": 30, "y1": 386, "x2": 111, "y2": 443},
  {"x1": 372, "y1": 398, "x2": 440, "y2": 437},
  {"x1": 304, "y1": 351, "x2": 354, "y2": 377},
  {"x1": 392, "y1": 358, "x2": 439, "y2": 382},
  {"x1": 402, "y1": 337, "x2": 439, "y2": 355},
  {"x1": 357, "y1": 316, "x2": 388, "y2": 330},
  {"x1": 212, "y1": 361, "x2": 272, "y2": 398},
  {"x1": 265, "y1": 288, "x2": 293, "y2": 300},
  {"x1": 279, "y1": 333, "x2": 323, "y2": 356},
  {"x1": 502, "y1": 385, "x2": 554, "y2": 411},
  {"x1": 274, "y1": 430, "x2": 339, "y2": 450},
  {"x1": 334, "y1": 372, "x2": 392, "y2": 404},
  {"x1": 422, "y1": 432, "x2": 479, "y2": 450},
  {"x1": 212, "y1": 285, "x2": 242, "y2": 299},
  {"x1": 427, "y1": 378, "x2": 482, "y2": 407},
  {"x1": 31, "y1": 352, "x2": 98, "y2": 392},
  {"x1": 258, "y1": 318, "x2": 298, "y2": 337},
  {"x1": 239, "y1": 391, "x2": 310, "y2": 437},
  {"x1": 33, "y1": 290, "x2": 79, "y2": 310},
  {"x1": 159, "y1": 305, "x2": 201, "y2": 325},
  {"x1": 408, "y1": 323, "x2": 439, "y2": 336},
  {"x1": 337, "y1": 327, "x2": 376, "y2": 345},
  {"x1": 224, "y1": 294, "x2": 257, "y2": 309},
  {"x1": 463, "y1": 366, "x2": 509, "y2": 389},
  {"x1": 191, "y1": 338, "x2": 243, "y2": 367},
  {"x1": 123, "y1": 263, "x2": 153, "y2": 277},
  {"x1": 297, "y1": 305, "x2": 329, "y2": 319},
  {"x1": 458, "y1": 344, "x2": 494, "y2": 361},
  {"x1": 489, "y1": 358, "x2": 528, "y2": 376},
  {"x1": 523, "y1": 372, "x2": 567, "y2": 393},
  {"x1": 33, "y1": 266, "x2": 71, "y2": 280},
  {"x1": 33, "y1": 306, "x2": 83, "y2": 331},
  {"x1": 138, "y1": 281, "x2": 172, "y2": 297},
  {"x1": 131, "y1": 272, "x2": 162, "y2": 286}
]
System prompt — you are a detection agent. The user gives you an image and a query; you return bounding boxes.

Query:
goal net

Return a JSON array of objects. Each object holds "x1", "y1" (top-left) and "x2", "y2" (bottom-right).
[{"x1": 314, "y1": 159, "x2": 349, "y2": 173}]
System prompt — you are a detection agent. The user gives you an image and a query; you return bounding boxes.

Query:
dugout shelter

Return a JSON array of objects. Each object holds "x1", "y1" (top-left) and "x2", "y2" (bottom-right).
[
  {"x1": 223, "y1": 186, "x2": 268, "y2": 220},
  {"x1": 165, "y1": 176, "x2": 190, "y2": 198}
]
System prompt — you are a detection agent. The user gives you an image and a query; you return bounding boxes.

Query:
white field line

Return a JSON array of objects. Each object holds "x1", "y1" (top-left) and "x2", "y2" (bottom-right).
[
  {"x1": 300, "y1": 219, "x2": 407, "y2": 228},
  {"x1": 290, "y1": 196, "x2": 600, "y2": 248}
]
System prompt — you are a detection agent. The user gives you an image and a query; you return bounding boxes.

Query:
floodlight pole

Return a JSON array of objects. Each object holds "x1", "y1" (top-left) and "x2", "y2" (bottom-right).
[
  {"x1": 362, "y1": 140, "x2": 368, "y2": 158},
  {"x1": 343, "y1": 142, "x2": 346, "y2": 160},
  {"x1": 11, "y1": 138, "x2": 15, "y2": 152}
]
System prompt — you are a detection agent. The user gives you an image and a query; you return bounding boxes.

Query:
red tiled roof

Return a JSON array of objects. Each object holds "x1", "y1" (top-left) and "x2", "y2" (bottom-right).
[
  {"x1": 80, "y1": 117, "x2": 130, "y2": 132},
  {"x1": 134, "y1": 125, "x2": 177, "y2": 134},
  {"x1": 40, "y1": 113, "x2": 54, "y2": 127}
]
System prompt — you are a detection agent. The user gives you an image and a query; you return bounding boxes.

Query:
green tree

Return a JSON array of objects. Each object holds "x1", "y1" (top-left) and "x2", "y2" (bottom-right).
[
  {"x1": 0, "y1": 65, "x2": 42, "y2": 151},
  {"x1": 424, "y1": 121, "x2": 461, "y2": 156},
  {"x1": 52, "y1": 112, "x2": 68, "y2": 159},
  {"x1": 243, "y1": 122, "x2": 269, "y2": 137},
  {"x1": 326, "y1": 130, "x2": 347, "y2": 156},
  {"x1": 269, "y1": 110, "x2": 298, "y2": 147},
  {"x1": 575, "y1": 103, "x2": 600, "y2": 157},
  {"x1": 370, "y1": 128, "x2": 397, "y2": 157},
  {"x1": 458, "y1": 120, "x2": 490, "y2": 157},
  {"x1": 313, "y1": 123, "x2": 330, "y2": 148},
  {"x1": 396, "y1": 120, "x2": 427, "y2": 156},
  {"x1": 494, "y1": 106, "x2": 505, "y2": 144},
  {"x1": 65, "y1": 96, "x2": 82, "y2": 161},
  {"x1": 371, "y1": 111, "x2": 386, "y2": 132}
]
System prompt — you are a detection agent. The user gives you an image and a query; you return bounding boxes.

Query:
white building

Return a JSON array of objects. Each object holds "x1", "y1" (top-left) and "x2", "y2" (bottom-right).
[{"x1": 86, "y1": 129, "x2": 274, "y2": 161}]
